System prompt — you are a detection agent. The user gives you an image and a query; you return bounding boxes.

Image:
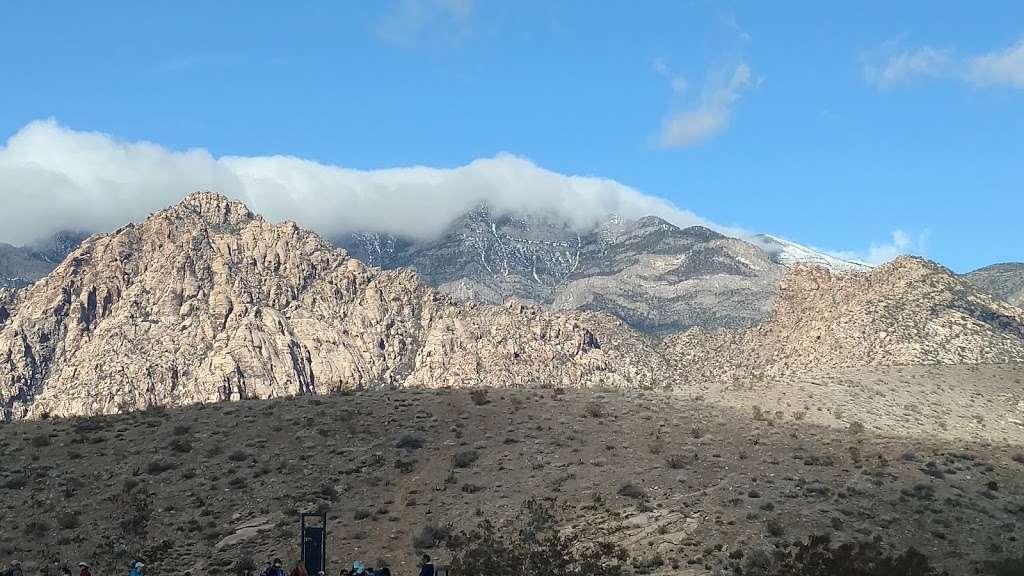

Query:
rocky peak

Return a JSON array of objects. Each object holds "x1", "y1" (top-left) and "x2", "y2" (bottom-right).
[
  {"x1": 667, "y1": 255, "x2": 1024, "y2": 384},
  {"x1": 0, "y1": 193, "x2": 660, "y2": 420},
  {"x1": 964, "y1": 262, "x2": 1024, "y2": 308},
  {"x1": 170, "y1": 191, "x2": 258, "y2": 231}
]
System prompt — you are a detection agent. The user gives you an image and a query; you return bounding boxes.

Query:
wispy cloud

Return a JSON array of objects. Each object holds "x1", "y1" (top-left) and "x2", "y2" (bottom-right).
[
  {"x1": 376, "y1": 0, "x2": 474, "y2": 44},
  {"x1": 865, "y1": 36, "x2": 1024, "y2": 90},
  {"x1": 968, "y1": 38, "x2": 1024, "y2": 88},
  {"x1": 864, "y1": 46, "x2": 952, "y2": 88},
  {"x1": 826, "y1": 229, "x2": 931, "y2": 266},
  {"x1": 657, "y1": 62, "x2": 757, "y2": 148},
  {"x1": 653, "y1": 58, "x2": 687, "y2": 95}
]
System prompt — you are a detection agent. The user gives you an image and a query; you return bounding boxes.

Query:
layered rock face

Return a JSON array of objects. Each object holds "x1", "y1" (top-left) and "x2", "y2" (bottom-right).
[
  {"x1": 341, "y1": 207, "x2": 786, "y2": 334},
  {"x1": 666, "y1": 257, "x2": 1024, "y2": 384},
  {"x1": 965, "y1": 262, "x2": 1024, "y2": 308},
  {"x1": 0, "y1": 193, "x2": 659, "y2": 420}
]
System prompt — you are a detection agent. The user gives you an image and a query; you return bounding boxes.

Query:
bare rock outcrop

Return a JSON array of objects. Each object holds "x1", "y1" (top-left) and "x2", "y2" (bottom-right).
[
  {"x1": 0, "y1": 192, "x2": 658, "y2": 419},
  {"x1": 666, "y1": 257, "x2": 1024, "y2": 384},
  {"x1": 965, "y1": 262, "x2": 1024, "y2": 308}
]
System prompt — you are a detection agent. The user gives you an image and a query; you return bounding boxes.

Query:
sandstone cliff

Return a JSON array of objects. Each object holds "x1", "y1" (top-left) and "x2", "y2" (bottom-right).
[{"x1": 0, "y1": 193, "x2": 659, "y2": 419}]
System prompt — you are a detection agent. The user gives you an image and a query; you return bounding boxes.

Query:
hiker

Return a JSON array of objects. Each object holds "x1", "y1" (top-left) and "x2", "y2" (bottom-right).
[
  {"x1": 128, "y1": 561, "x2": 144, "y2": 576},
  {"x1": 5, "y1": 561, "x2": 23, "y2": 576},
  {"x1": 288, "y1": 562, "x2": 309, "y2": 576},
  {"x1": 419, "y1": 555, "x2": 434, "y2": 576},
  {"x1": 374, "y1": 561, "x2": 392, "y2": 576},
  {"x1": 77, "y1": 563, "x2": 92, "y2": 576},
  {"x1": 350, "y1": 561, "x2": 367, "y2": 575},
  {"x1": 60, "y1": 567, "x2": 72, "y2": 576},
  {"x1": 265, "y1": 558, "x2": 285, "y2": 576}
]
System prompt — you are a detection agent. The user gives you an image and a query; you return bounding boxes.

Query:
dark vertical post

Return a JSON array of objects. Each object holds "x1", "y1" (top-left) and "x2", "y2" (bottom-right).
[{"x1": 300, "y1": 511, "x2": 328, "y2": 574}]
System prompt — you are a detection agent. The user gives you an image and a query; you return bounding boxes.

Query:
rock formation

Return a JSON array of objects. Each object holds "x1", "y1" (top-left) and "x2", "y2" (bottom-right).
[
  {"x1": 340, "y1": 207, "x2": 786, "y2": 334},
  {"x1": 0, "y1": 192, "x2": 660, "y2": 419},
  {"x1": 666, "y1": 257, "x2": 1024, "y2": 384},
  {"x1": 965, "y1": 262, "x2": 1024, "y2": 308}
]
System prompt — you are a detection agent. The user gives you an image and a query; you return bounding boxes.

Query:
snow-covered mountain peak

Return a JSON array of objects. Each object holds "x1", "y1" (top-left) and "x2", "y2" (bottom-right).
[{"x1": 753, "y1": 234, "x2": 873, "y2": 273}]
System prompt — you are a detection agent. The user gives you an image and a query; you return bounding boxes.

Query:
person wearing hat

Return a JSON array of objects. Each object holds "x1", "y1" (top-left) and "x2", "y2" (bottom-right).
[
  {"x1": 265, "y1": 558, "x2": 285, "y2": 576},
  {"x1": 128, "y1": 561, "x2": 144, "y2": 576},
  {"x1": 77, "y1": 562, "x2": 92, "y2": 576},
  {"x1": 6, "y1": 560, "x2": 23, "y2": 576}
]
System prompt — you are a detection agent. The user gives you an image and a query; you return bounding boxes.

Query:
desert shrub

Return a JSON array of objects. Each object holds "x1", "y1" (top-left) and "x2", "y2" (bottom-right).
[
  {"x1": 171, "y1": 424, "x2": 192, "y2": 436},
  {"x1": 848, "y1": 421, "x2": 866, "y2": 435},
  {"x1": 462, "y1": 483, "x2": 484, "y2": 494},
  {"x1": 986, "y1": 555, "x2": 1024, "y2": 576},
  {"x1": 395, "y1": 459, "x2": 417, "y2": 474},
  {"x1": 320, "y1": 484, "x2": 339, "y2": 500},
  {"x1": 353, "y1": 509, "x2": 372, "y2": 520},
  {"x1": 1012, "y1": 453, "x2": 1024, "y2": 465},
  {"x1": 469, "y1": 389, "x2": 490, "y2": 406},
  {"x1": 227, "y1": 449, "x2": 250, "y2": 462},
  {"x1": 145, "y1": 457, "x2": 178, "y2": 475},
  {"x1": 584, "y1": 402, "x2": 606, "y2": 418},
  {"x1": 447, "y1": 500, "x2": 629, "y2": 576},
  {"x1": 1, "y1": 475, "x2": 28, "y2": 490},
  {"x1": 617, "y1": 483, "x2": 645, "y2": 499},
  {"x1": 396, "y1": 434, "x2": 424, "y2": 450},
  {"x1": 168, "y1": 437, "x2": 193, "y2": 453},
  {"x1": 235, "y1": 551, "x2": 257, "y2": 576},
  {"x1": 24, "y1": 518, "x2": 50, "y2": 536},
  {"x1": 759, "y1": 534, "x2": 947, "y2": 576},
  {"x1": 452, "y1": 450, "x2": 480, "y2": 469},
  {"x1": 73, "y1": 418, "x2": 105, "y2": 433},
  {"x1": 56, "y1": 510, "x2": 80, "y2": 530},
  {"x1": 412, "y1": 524, "x2": 450, "y2": 549},
  {"x1": 665, "y1": 453, "x2": 693, "y2": 469},
  {"x1": 30, "y1": 434, "x2": 51, "y2": 448},
  {"x1": 765, "y1": 517, "x2": 786, "y2": 538},
  {"x1": 752, "y1": 405, "x2": 768, "y2": 421}
]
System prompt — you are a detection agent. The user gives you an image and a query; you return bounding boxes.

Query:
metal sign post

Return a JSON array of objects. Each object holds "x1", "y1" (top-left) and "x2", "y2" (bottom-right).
[{"x1": 300, "y1": 511, "x2": 327, "y2": 575}]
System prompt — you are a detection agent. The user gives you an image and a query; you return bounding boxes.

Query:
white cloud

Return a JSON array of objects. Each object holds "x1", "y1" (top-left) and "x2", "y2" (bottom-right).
[
  {"x1": 658, "y1": 63, "x2": 756, "y2": 148},
  {"x1": 0, "y1": 119, "x2": 739, "y2": 247},
  {"x1": 866, "y1": 36, "x2": 1024, "y2": 90},
  {"x1": 968, "y1": 38, "x2": 1024, "y2": 88},
  {"x1": 826, "y1": 229, "x2": 930, "y2": 266},
  {"x1": 864, "y1": 46, "x2": 951, "y2": 87},
  {"x1": 653, "y1": 58, "x2": 688, "y2": 95}
]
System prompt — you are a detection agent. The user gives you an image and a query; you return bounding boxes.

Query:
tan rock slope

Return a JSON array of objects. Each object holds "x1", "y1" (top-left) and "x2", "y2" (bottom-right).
[
  {"x1": 667, "y1": 258, "x2": 1024, "y2": 384},
  {"x1": 2, "y1": 192, "x2": 1021, "y2": 420},
  {"x1": 0, "y1": 192, "x2": 661, "y2": 420}
]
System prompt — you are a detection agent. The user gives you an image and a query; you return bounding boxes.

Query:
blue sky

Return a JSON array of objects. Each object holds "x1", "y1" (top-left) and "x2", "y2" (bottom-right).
[{"x1": 0, "y1": 1, "x2": 1021, "y2": 272}]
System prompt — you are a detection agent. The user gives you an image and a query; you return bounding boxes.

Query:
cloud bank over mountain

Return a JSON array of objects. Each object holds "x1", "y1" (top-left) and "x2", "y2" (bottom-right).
[{"x1": 0, "y1": 119, "x2": 731, "y2": 246}]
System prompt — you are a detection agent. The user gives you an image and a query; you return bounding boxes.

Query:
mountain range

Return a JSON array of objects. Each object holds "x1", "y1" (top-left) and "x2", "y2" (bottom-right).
[
  {"x1": 1, "y1": 191, "x2": 1022, "y2": 420},
  {"x1": 338, "y1": 206, "x2": 789, "y2": 334}
]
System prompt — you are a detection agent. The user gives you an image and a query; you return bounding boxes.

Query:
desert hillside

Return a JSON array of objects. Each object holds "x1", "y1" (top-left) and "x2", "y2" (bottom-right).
[{"x1": 1, "y1": 369, "x2": 1022, "y2": 576}]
